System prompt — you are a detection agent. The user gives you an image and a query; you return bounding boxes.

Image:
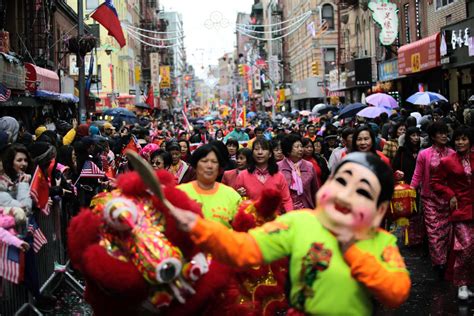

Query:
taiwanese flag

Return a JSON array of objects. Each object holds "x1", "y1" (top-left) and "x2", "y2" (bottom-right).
[
  {"x1": 30, "y1": 166, "x2": 50, "y2": 215},
  {"x1": 91, "y1": 0, "x2": 126, "y2": 48}
]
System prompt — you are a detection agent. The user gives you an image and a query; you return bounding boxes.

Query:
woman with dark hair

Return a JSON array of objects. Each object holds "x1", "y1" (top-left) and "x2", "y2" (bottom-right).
[
  {"x1": 270, "y1": 138, "x2": 284, "y2": 162},
  {"x1": 178, "y1": 144, "x2": 241, "y2": 227},
  {"x1": 222, "y1": 147, "x2": 251, "y2": 188},
  {"x1": 178, "y1": 139, "x2": 192, "y2": 163},
  {"x1": 383, "y1": 122, "x2": 406, "y2": 161},
  {"x1": 150, "y1": 149, "x2": 172, "y2": 170},
  {"x1": 411, "y1": 121, "x2": 454, "y2": 273},
  {"x1": 302, "y1": 138, "x2": 329, "y2": 184},
  {"x1": 226, "y1": 138, "x2": 239, "y2": 161},
  {"x1": 167, "y1": 141, "x2": 196, "y2": 184},
  {"x1": 431, "y1": 126, "x2": 474, "y2": 300},
  {"x1": 392, "y1": 127, "x2": 424, "y2": 246},
  {"x1": 0, "y1": 144, "x2": 33, "y2": 213},
  {"x1": 215, "y1": 129, "x2": 224, "y2": 142},
  {"x1": 235, "y1": 139, "x2": 293, "y2": 212},
  {"x1": 278, "y1": 134, "x2": 319, "y2": 210},
  {"x1": 209, "y1": 140, "x2": 237, "y2": 181},
  {"x1": 350, "y1": 125, "x2": 390, "y2": 165},
  {"x1": 56, "y1": 145, "x2": 78, "y2": 181}
]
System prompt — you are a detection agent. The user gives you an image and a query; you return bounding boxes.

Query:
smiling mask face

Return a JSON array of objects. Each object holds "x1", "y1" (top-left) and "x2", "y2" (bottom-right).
[{"x1": 316, "y1": 162, "x2": 389, "y2": 237}]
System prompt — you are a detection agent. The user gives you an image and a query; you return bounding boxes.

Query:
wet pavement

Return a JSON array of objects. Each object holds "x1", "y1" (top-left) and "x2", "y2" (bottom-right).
[{"x1": 376, "y1": 245, "x2": 474, "y2": 316}]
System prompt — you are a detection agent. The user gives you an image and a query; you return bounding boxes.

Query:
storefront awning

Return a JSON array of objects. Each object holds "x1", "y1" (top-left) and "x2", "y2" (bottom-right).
[
  {"x1": 35, "y1": 90, "x2": 79, "y2": 103},
  {"x1": 25, "y1": 63, "x2": 60, "y2": 93},
  {"x1": 398, "y1": 33, "x2": 440, "y2": 76}
]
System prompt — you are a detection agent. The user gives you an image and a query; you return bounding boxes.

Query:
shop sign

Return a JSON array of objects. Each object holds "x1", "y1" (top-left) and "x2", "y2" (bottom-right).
[
  {"x1": 469, "y1": 37, "x2": 474, "y2": 57},
  {"x1": 451, "y1": 28, "x2": 470, "y2": 50},
  {"x1": 378, "y1": 59, "x2": 399, "y2": 81},
  {"x1": 69, "y1": 54, "x2": 96, "y2": 76},
  {"x1": 159, "y1": 65, "x2": 170, "y2": 89},
  {"x1": 345, "y1": 58, "x2": 372, "y2": 88},
  {"x1": 368, "y1": 0, "x2": 399, "y2": 46},
  {"x1": 398, "y1": 33, "x2": 440, "y2": 75},
  {"x1": 0, "y1": 53, "x2": 25, "y2": 90}
]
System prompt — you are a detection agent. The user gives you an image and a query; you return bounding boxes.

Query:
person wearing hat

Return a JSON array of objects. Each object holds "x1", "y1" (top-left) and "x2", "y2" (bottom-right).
[
  {"x1": 35, "y1": 125, "x2": 48, "y2": 140},
  {"x1": 167, "y1": 141, "x2": 196, "y2": 184},
  {"x1": 103, "y1": 122, "x2": 116, "y2": 137}
]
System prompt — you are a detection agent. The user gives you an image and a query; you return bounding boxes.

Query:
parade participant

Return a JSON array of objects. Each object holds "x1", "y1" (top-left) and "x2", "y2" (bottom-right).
[
  {"x1": 224, "y1": 123, "x2": 249, "y2": 143},
  {"x1": 329, "y1": 127, "x2": 351, "y2": 170},
  {"x1": 225, "y1": 138, "x2": 239, "y2": 161},
  {"x1": 214, "y1": 129, "x2": 224, "y2": 142},
  {"x1": 222, "y1": 147, "x2": 251, "y2": 188},
  {"x1": 431, "y1": 126, "x2": 474, "y2": 300},
  {"x1": 150, "y1": 149, "x2": 172, "y2": 170},
  {"x1": 306, "y1": 124, "x2": 317, "y2": 142},
  {"x1": 349, "y1": 125, "x2": 391, "y2": 166},
  {"x1": 166, "y1": 141, "x2": 195, "y2": 184},
  {"x1": 279, "y1": 134, "x2": 319, "y2": 210},
  {"x1": 167, "y1": 152, "x2": 411, "y2": 314},
  {"x1": 383, "y1": 122, "x2": 406, "y2": 162},
  {"x1": 411, "y1": 122, "x2": 454, "y2": 273},
  {"x1": 178, "y1": 144, "x2": 241, "y2": 227},
  {"x1": 235, "y1": 139, "x2": 293, "y2": 212},
  {"x1": 178, "y1": 139, "x2": 191, "y2": 163},
  {"x1": 302, "y1": 138, "x2": 329, "y2": 184},
  {"x1": 392, "y1": 127, "x2": 424, "y2": 246},
  {"x1": 271, "y1": 139, "x2": 285, "y2": 162},
  {"x1": 248, "y1": 126, "x2": 264, "y2": 149}
]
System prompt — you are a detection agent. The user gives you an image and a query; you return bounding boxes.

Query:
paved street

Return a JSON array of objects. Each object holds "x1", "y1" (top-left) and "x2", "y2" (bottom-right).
[{"x1": 377, "y1": 246, "x2": 474, "y2": 316}]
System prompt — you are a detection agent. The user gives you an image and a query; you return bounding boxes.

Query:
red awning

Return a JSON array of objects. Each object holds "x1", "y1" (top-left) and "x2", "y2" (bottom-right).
[
  {"x1": 398, "y1": 33, "x2": 440, "y2": 76},
  {"x1": 25, "y1": 63, "x2": 60, "y2": 93}
]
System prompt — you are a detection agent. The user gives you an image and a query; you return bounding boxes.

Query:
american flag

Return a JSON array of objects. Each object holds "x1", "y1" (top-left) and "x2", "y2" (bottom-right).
[
  {"x1": 0, "y1": 83, "x2": 11, "y2": 102},
  {"x1": 27, "y1": 216, "x2": 47, "y2": 253},
  {"x1": 0, "y1": 243, "x2": 25, "y2": 284},
  {"x1": 74, "y1": 160, "x2": 105, "y2": 185}
]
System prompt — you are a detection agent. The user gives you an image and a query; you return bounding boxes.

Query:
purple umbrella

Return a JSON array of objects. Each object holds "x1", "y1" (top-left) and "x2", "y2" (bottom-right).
[
  {"x1": 357, "y1": 106, "x2": 392, "y2": 119},
  {"x1": 366, "y1": 93, "x2": 398, "y2": 109}
]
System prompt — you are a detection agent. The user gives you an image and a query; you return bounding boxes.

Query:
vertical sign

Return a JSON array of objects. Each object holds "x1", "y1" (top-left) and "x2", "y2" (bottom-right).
[
  {"x1": 368, "y1": 0, "x2": 399, "y2": 46},
  {"x1": 160, "y1": 66, "x2": 171, "y2": 89},
  {"x1": 253, "y1": 68, "x2": 261, "y2": 90},
  {"x1": 149, "y1": 53, "x2": 160, "y2": 95}
]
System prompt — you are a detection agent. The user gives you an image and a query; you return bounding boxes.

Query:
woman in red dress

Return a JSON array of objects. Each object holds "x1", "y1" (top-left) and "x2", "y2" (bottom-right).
[
  {"x1": 431, "y1": 126, "x2": 474, "y2": 300},
  {"x1": 221, "y1": 147, "x2": 252, "y2": 188}
]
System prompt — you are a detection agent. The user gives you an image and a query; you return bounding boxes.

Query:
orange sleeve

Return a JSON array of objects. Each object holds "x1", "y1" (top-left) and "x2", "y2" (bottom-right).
[
  {"x1": 190, "y1": 217, "x2": 264, "y2": 268},
  {"x1": 344, "y1": 244, "x2": 411, "y2": 308}
]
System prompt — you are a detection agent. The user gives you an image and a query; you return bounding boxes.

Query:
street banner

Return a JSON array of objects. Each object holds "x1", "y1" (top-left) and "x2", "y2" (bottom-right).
[{"x1": 160, "y1": 66, "x2": 171, "y2": 89}]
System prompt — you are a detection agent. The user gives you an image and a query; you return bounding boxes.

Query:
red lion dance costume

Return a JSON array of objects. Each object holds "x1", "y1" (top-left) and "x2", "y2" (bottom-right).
[{"x1": 68, "y1": 167, "x2": 288, "y2": 315}]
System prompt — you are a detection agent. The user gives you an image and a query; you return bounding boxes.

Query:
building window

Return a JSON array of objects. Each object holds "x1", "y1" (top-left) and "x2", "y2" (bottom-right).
[
  {"x1": 86, "y1": 0, "x2": 99, "y2": 10},
  {"x1": 404, "y1": 4, "x2": 410, "y2": 44},
  {"x1": 436, "y1": 0, "x2": 455, "y2": 9},
  {"x1": 415, "y1": 0, "x2": 421, "y2": 39},
  {"x1": 322, "y1": 4, "x2": 334, "y2": 30},
  {"x1": 324, "y1": 48, "x2": 336, "y2": 75}
]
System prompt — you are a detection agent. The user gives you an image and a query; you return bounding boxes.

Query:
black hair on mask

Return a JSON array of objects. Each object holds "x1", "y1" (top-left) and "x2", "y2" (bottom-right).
[{"x1": 332, "y1": 152, "x2": 394, "y2": 206}]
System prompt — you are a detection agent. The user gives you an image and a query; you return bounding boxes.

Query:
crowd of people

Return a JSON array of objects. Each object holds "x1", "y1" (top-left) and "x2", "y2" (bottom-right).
[{"x1": 0, "y1": 99, "x2": 473, "y2": 312}]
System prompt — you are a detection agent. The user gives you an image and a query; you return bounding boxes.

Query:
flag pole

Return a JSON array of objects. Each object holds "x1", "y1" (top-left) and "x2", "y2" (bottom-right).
[{"x1": 78, "y1": 0, "x2": 86, "y2": 123}]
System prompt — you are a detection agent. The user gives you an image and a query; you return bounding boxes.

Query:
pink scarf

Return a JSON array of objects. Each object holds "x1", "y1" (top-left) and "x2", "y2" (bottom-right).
[
  {"x1": 286, "y1": 158, "x2": 303, "y2": 195},
  {"x1": 430, "y1": 145, "x2": 450, "y2": 170},
  {"x1": 255, "y1": 167, "x2": 269, "y2": 184},
  {"x1": 459, "y1": 149, "x2": 473, "y2": 184}
]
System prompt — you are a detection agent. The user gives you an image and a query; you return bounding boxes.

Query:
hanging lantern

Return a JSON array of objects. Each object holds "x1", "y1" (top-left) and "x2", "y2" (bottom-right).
[{"x1": 390, "y1": 181, "x2": 417, "y2": 245}]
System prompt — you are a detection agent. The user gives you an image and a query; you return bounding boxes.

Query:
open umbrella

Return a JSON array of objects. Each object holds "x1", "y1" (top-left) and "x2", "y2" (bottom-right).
[
  {"x1": 469, "y1": 95, "x2": 474, "y2": 102},
  {"x1": 247, "y1": 111, "x2": 257, "y2": 119},
  {"x1": 104, "y1": 107, "x2": 136, "y2": 118},
  {"x1": 299, "y1": 110, "x2": 311, "y2": 116},
  {"x1": 366, "y1": 93, "x2": 398, "y2": 109},
  {"x1": 315, "y1": 105, "x2": 339, "y2": 115},
  {"x1": 338, "y1": 103, "x2": 367, "y2": 119},
  {"x1": 356, "y1": 106, "x2": 391, "y2": 119},
  {"x1": 135, "y1": 102, "x2": 150, "y2": 109},
  {"x1": 406, "y1": 92, "x2": 448, "y2": 105},
  {"x1": 204, "y1": 116, "x2": 215, "y2": 121},
  {"x1": 311, "y1": 103, "x2": 326, "y2": 113}
]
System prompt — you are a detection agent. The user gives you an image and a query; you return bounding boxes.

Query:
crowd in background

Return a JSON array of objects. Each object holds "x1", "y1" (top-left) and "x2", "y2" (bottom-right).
[{"x1": 0, "y1": 99, "x2": 473, "y2": 311}]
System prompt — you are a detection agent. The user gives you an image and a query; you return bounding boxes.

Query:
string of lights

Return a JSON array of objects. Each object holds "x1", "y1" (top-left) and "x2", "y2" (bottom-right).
[{"x1": 236, "y1": 11, "x2": 311, "y2": 35}]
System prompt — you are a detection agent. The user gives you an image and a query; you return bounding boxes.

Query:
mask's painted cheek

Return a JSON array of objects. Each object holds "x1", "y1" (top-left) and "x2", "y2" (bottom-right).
[
  {"x1": 352, "y1": 206, "x2": 375, "y2": 229},
  {"x1": 318, "y1": 187, "x2": 333, "y2": 205}
]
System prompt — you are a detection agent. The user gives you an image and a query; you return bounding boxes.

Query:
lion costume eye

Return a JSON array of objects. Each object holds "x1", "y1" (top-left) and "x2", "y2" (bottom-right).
[{"x1": 155, "y1": 258, "x2": 182, "y2": 283}]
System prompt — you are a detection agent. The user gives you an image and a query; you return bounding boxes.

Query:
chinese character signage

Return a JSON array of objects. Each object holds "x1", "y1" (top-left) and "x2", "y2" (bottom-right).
[
  {"x1": 378, "y1": 59, "x2": 399, "y2": 81},
  {"x1": 149, "y1": 53, "x2": 160, "y2": 93},
  {"x1": 369, "y1": 0, "x2": 399, "y2": 46},
  {"x1": 159, "y1": 66, "x2": 170, "y2": 89}
]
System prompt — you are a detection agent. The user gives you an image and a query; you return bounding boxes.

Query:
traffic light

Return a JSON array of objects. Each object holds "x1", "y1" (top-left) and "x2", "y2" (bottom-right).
[
  {"x1": 238, "y1": 64, "x2": 245, "y2": 76},
  {"x1": 312, "y1": 62, "x2": 319, "y2": 76}
]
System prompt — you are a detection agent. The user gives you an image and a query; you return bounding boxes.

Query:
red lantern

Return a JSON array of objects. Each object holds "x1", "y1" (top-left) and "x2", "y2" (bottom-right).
[{"x1": 390, "y1": 182, "x2": 417, "y2": 245}]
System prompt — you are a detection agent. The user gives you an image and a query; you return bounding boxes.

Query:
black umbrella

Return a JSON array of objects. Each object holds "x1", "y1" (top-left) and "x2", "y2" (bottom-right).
[
  {"x1": 315, "y1": 105, "x2": 339, "y2": 115},
  {"x1": 337, "y1": 103, "x2": 367, "y2": 119},
  {"x1": 135, "y1": 102, "x2": 151, "y2": 109}
]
